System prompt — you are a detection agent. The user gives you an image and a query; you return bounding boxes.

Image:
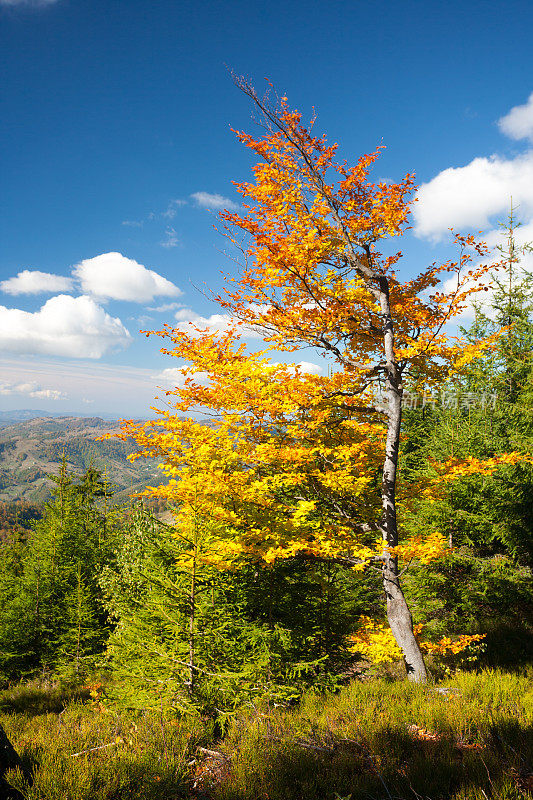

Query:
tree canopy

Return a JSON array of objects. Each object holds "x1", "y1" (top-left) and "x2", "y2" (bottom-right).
[{"x1": 116, "y1": 85, "x2": 530, "y2": 682}]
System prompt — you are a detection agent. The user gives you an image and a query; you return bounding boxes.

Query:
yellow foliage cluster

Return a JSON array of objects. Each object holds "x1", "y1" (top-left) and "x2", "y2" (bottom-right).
[
  {"x1": 107, "y1": 95, "x2": 530, "y2": 604},
  {"x1": 349, "y1": 617, "x2": 486, "y2": 664},
  {"x1": 418, "y1": 452, "x2": 533, "y2": 501},
  {"x1": 349, "y1": 617, "x2": 403, "y2": 663},
  {"x1": 385, "y1": 530, "x2": 450, "y2": 564},
  {"x1": 421, "y1": 633, "x2": 486, "y2": 656}
]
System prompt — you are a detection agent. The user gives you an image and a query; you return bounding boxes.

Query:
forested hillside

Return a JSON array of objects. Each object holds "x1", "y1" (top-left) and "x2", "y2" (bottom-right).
[{"x1": 0, "y1": 416, "x2": 166, "y2": 504}]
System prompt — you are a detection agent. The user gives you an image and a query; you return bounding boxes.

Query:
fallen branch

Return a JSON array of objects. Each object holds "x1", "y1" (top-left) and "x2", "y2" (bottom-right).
[
  {"x1": 69, "y1": 741, "x2": 122, "y2": 758},
  {"x1": 196, "y1": 747, "x2": 230, "y2": 762}
]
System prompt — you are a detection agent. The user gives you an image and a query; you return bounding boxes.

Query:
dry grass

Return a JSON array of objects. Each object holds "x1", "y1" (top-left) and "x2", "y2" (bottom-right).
[
  {"x1": 1, "y1": 669, "x2": 532, "y2": 799},
  {"x1": 1, "y1": 683, "x2": 203, "y2": 799}
]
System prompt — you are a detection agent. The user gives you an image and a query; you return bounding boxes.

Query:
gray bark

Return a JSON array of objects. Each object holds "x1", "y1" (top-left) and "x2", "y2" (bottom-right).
[{"x1": 378, "y1": 277, "x2": 429, "y2": 683}]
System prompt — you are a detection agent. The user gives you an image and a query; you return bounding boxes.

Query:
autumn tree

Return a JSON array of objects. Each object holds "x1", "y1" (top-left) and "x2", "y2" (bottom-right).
[{"x1": 119, "y1": 83, "x2": 528, "y2": 683}]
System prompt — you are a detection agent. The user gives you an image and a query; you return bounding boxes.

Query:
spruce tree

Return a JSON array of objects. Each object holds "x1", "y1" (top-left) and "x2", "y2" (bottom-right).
[
  {"x1": 0, "y1": 463, "x2": 118, "y2": 681},
  {"x1": 399, "y1": 212, "x2": 533, "y2": 664}
]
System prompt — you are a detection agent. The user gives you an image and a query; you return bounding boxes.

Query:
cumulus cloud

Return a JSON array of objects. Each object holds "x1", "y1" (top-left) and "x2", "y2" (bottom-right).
[
  {"x1": 1, "y1": 253, "x2": 181, "y2": 304},
  {"x1": 413, "y1": 152, "x2": 533, "y2": 240},
  {"x1": 293, "y1": 361, "x2": 322, "y2": 375},
  {"x1": 413, "y1": 94, "x2": 533, "y2": 242},
  {"x1": 0, "y1": 269, "x2": 74, "y2": 295},
  {"x1": 191, "y1": 192, "x2": 239, "y2": 212},
  {"x1": 173, "y1": 307, "x2": 264, "y2": 339},
  {"x1": 0, "y1": 295, "x2": 132, "y2": 358},
  {"x1": 498, "y1": 92, "x2": 533, "y2": 143},
  {"x1": 174, "y1": 308, "x2": 238, "y2": 336},
  {"x1": 0, "y1": 381, "x2": 65, "y2": 400},
  {"x1": 73, "y1": 252, "x2": 182, "y2": 303},
  {"x1": 268, "y1": 360, "x2": 322, "y2": 375},
  {"x1": 396, "y1": 94, "x2": 533, "y2": 330},
  {"x1": 439, "y1": 218, "x2": 533, "y2": 321}
]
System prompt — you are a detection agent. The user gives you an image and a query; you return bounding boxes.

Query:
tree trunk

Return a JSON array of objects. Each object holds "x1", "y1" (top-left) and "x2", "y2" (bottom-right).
[
  {"x1": 379, "y1": 276, "x2": 428, "y2": 683},
  {"x1": 383, "y1": 555, "x2": 428, "y2": 682},
  {"x1": 187, "y1": 546, "x2": 196, "y2": 698}
]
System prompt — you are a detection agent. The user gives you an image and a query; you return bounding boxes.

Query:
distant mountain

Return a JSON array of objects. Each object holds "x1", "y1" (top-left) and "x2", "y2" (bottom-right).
[
  {"x1": 0, "y1": 409, "x2": 121, "y2": 427},
  {"x1": 0, "y1": 416, "x2": 165, "y2": 504},
  {"x1": 0, "y1": 409, "x2": 65, "y2": 427}
]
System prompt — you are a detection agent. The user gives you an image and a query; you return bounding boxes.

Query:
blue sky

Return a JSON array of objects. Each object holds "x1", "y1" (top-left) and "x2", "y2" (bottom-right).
[{"x1": 1, "y1": 0, "x2": 533, "y2": 416}]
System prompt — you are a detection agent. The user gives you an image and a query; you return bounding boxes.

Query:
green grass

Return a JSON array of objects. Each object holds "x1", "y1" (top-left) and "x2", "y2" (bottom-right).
[
  {"x1": 1, "y1": 685, "x2": 204, "y2": 800},
  {"x1": 216, "y1": 669, "x2": 533, "y2": 799},
  {"x1": 1, "y1": 669, "x2": 532, "y2": 799}
]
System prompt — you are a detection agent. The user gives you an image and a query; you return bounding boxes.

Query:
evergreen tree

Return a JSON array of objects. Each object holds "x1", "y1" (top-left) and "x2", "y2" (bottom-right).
[
  {"x1": 460, "y1": 206, "x2": 533, "y2": 400},
  {"x1": 399, "y1": 212, "x2": 533, "y2": 665},
  {"x1": 101, "y1": 505, "x2": 380, "y2": 712},
  {"x1": 0, "y1": 463, "x2": 119, "y2": 682},
  {"x1": 55, "y1": 565, "x2": 107, "y2": 681}
]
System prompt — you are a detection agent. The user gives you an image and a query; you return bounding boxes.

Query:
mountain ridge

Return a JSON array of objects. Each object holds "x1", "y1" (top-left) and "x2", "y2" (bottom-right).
[{"x1": 0, "y1": 415, "x2": 165, "y2": 504}]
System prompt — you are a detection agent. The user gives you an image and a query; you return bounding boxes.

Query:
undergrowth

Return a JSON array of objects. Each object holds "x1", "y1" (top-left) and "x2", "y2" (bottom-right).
[{"x1": 0, "y1": 669, "x2": 531, "y2": 799}]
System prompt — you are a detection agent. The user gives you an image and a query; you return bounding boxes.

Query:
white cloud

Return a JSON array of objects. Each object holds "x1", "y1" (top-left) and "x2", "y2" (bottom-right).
[
  {"x1": 414, "y1": 93, "x2": 533, "y2": 242},
  {"x1": 498, "y1": 92, "x2": 533, "y2": 143},
  {"x1": 0, "y1": 380, "x2": 65, "y2": 400},
  {"x1": 147, "y1": 301, "x2": 183, "y2": 313},
  {"x1": 154, "y1": 367, "x2": 186, "y2": 383},
  {"x1": 162, "y1": 199, "x2": 186, "y2": 219},
  {"x1": 153, "y1": 366, "x2": 206, "y2": 389},
  {"x1": 413, "y1": 152, "x2": 533, "y2": 240},
  {"x1": 269, "y1": 360, "x2": 322, "y2": 375},
  {"x1": 439, "y1": 219, "x2": 533, "y2": 322},
  {"x1": 174, "y1": 307, "x2": 239, "y2": 336},
  {"x1": 173, "y1": 307, "x2": 265, "y2": 339},
  {"x1": 407, "y1": 92, "x2": 533, "y2": 333},
  {"x1": 0, "y1": 269, "x2": 74, "y2": 295},
  {"x1": 0, "y1": 295, "x2": 132, "y2": 358},
  {"x1": 160, "y1": 227, "x2": 179, "y2": 248},
  {"x1": 2, "y1": 253, "x2": 181, "y2": 304},
  {"x1": 191, "y1": 192, "x2": 239, "y2": 212},
  {"x1": 73, "y1": 252, "x2": 182, "y2": 303},
  {"x1": 294, "y1": 361, "x2": 322, "y2": 375}
]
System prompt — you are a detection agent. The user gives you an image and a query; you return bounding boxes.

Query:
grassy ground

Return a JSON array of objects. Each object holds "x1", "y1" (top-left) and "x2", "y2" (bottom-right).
[{"x1": 0, "y1": 669, "x2": 532, "y2": 799}]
